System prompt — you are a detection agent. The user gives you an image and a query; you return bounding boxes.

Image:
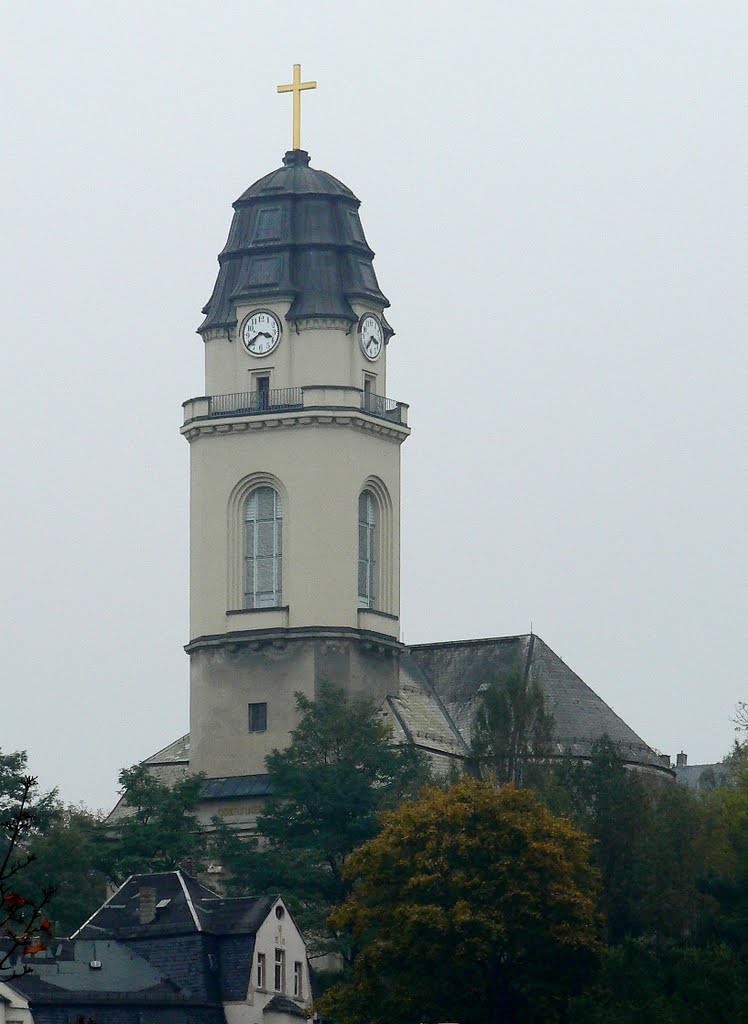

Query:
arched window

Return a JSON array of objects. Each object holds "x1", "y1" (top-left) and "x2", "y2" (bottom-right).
[
  {"x1": 245, "y1": 486, "x2": 283, "y2": 608},
  {"x1": 358, "y1": 490, "x2": 377, "y2": 608}
]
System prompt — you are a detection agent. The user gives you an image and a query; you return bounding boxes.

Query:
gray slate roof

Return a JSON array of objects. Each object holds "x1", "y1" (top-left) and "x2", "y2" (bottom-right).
[
  {"x1": 264, "y1": 993, "x2": 308, "y2": 1018},
  {"x1": 107, "y1": 735, "x2": 189, "y2": 823},
  {"x1": 8, "y1": 940, "x2": 175, "y2": 998},
  {"x1": 199, "y1": 149, "x2": 390, "y2": 333},
  {"x1": 74, "y1": 871, "x2": 277, "y2": 939},
  {"x1": 673, "y1": 763, "x2": 730, "y2": 789},
  {"x1": 405, "y1": 634, "x2": 667, "y2": 770}
]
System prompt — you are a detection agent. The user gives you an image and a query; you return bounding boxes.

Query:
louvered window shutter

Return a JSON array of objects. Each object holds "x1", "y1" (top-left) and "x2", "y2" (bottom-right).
[
  {"x1": 358, "y1": 491, "x2": 377, "y2": 608},
  {"x1": 244, "y1": 487, "x2": 283, "y2": 608}
]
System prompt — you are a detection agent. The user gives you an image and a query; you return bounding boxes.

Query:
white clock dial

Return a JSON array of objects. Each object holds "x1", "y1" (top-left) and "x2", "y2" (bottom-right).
[
  {"x1": 359, "y1": 314, "x2": 383, "y2": 361},
  {"x1": 242, "y1": 310, "x2": 281, "y2": 357}
]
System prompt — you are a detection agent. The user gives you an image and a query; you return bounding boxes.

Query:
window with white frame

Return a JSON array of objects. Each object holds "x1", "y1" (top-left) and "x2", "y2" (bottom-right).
[
  {"x1": 245, "y1": 486, "x2": 283, "y2": 608},
  {"x1": 358, "y1": 490, "x2": 377, "y2": 608},
  {"x1": 257, "y1": 952, "x2": 266, "y2": 989},
  {"x1": 293, "y1": 961, "x2": 303, "y2": 998},
  {"x1": 274, "y1": 948, "x2": 285, "y2": 992}
]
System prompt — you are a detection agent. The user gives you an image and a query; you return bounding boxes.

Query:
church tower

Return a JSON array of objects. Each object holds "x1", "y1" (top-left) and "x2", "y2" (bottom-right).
[
  {"x1": 105, "y1": 74, "x2": 672, "y2": 823},
  {"x1": 182, "y1": 99, "x2": 409, "y2": 779}
]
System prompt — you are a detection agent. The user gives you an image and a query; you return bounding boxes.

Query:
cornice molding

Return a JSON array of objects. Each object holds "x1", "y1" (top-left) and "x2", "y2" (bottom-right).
[
  {"x1": 185, "y1": 624, "x2": 404, "y2": 656},
  {"x1": 182, "y1": 407, "x2": 410, "y2": 444}
]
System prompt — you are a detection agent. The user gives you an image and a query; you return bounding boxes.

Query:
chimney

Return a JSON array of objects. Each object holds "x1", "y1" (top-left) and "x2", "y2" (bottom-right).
[
  {"x1": 138, "y1": 886, "x2": 157, "y2": 925},
  {"x1": 676, "y1": 751, "x2": 688, "y2": 768},
  {"x1": 659, "y1": 753, "x2": 671, "y2": 768}
]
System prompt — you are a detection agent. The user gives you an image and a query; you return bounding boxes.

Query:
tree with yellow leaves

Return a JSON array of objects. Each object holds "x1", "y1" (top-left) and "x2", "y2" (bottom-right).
[{"x1": 318, "y1": 778, "x2": 602, "y2": 1024}]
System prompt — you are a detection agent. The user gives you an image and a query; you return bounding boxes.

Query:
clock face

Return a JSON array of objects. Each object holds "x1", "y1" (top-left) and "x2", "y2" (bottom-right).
[
  {"x1": 242, "y1": 310, "x2": 282, "y2": 357},
  {"x1": 360, "y1": 314, "x2": 383, "y2": 361}
]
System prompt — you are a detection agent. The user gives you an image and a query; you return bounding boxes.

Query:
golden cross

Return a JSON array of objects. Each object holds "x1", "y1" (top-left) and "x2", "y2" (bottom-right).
[{"x1": 277, "y1": 64, "x2": 317, "y2": 151}]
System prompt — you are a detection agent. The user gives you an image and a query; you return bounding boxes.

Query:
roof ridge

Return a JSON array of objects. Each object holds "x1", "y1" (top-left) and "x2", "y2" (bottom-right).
[
  {"x1": 70, "y1": 874, "x2": 136, "y2": 939},
  {"x1": 407, "y1": 633, "x2": 531, "y2": 652},
  {"x1": 176, "y1": 872, "x2": 202, "y2": 932}
]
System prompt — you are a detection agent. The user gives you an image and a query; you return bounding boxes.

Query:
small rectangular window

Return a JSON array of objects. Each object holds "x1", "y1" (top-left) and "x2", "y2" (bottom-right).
[
  {"x1": 293, "y1": 961, "x2": 303, "y2": 998},
  {"x1": 257, "y1": 952, "x2": 266, "y2": 989},
  {"x1": 274, "y1": 948, "x2": 285, "y2": 992},
  {"x1": 248, "y1": 702, "x2": 268, "y2": 733}
]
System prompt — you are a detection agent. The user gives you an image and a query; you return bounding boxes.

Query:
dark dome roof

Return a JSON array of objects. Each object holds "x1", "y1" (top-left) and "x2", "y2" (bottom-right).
[
  {"x1": 236, "y1": 154, "x2": 356, "y2": 202},
  {"x1": 199, "y1": 150, "x2": 390, "y2": 335}
]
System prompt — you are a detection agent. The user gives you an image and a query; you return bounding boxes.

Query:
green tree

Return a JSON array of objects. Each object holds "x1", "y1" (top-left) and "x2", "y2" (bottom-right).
[
  {"x1": 707, "y1": 733, "x2": 748, "y2": 951},
  {"x1": 0, "y1": 750, "x2": 108, "y2": 942},
  {"x1": 24, "y1": 804, "x2": 107, "y2": 936},
  {"x1": 471, "y1": 662, "x2": 554, "y2": 788},
  {"x1": 550, "y1": 738, "x2": 651, "y2": 940},
  {"x1": 319, "y1": 778, "x2": 602, "y2": 1024},
  {"x1": 214, "y1": 683, "x2": 430, "y2": 959},
  {"x1": 0, "y1": 750, "x2": 58, "y2": 833},
  {"x1": 104, "y1": 764, "x2": 207, "y2": 883},
  {"x1": 549, "y1": 737, "x2": 723, "y2": 944},
  {"x1": 571, "y1": 941, "x2": 748, "y2": 1024}
]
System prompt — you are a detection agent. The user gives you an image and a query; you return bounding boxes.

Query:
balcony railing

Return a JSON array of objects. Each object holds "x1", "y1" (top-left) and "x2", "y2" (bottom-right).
[
  {"x1": 361, "y1": 392, "x2": 404, "y2": 423},
  {"x1": 208, "y1": 388, "x2": 303, "y2": 417},
  {"x1": 187, "y1": 387, "x2": 408, "y2": 426}
]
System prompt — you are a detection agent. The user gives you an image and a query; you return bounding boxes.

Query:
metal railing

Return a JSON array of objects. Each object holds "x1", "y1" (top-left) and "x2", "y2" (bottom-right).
[
  {"x1": 362, "y1": 392, "x2": 405, "y2": 423},
  {"x1": 208, "y1": 388, "x2": 303, "y2": 417},
  {"x1": 200, "y1": 387, "x2": 405, "y2": 425}
]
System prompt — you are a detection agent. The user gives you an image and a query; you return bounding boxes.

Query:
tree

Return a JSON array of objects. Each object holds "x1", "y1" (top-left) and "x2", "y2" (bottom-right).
[
  {"x1": 23, "y1": 804, "x2": 107, "y2": 936},
  {"x1": 733, "y1": 700, "x2": 748, "y2": 735},
  {"x1": 214, "y1": 683, "x2": 431, "y2": 960},
  {"x1": 0, "y1": 750, "x2": 58, "y2": 833},
  {"x1": 319, "y1": 778, "x2": 602, "y2": 1024},
  {"x1": 570, "y1": 940, "x2": 748, "y2": 1024},
  {"x1": 706, "y1": 734, "x2": 748, "y2": 950},
  {"x1": 471, "y1": 661, "x2": 554, "y2": 787},
  {"x1": 548, "y1": 737, "x2": 725, "y2": 944},
  {"x1": 0, "y1": 770, "x2": 55, "y2": 977},
  {"x1": 549, "y1": 738, "x2": 650, "y2": 940},
  {"x1": 103, "y1": 764, "x2": 207, "y2": 884}
]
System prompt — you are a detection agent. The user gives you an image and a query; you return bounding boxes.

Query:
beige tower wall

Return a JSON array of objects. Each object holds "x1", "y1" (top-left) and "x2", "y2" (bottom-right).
[
  {"x1": 204, "y1": 300, "x2": 388, "y2": 397},
  {"x1": 188, "y1": 636, "x2": 400, "y2": 778},
  {"x1": 185, "y1": 290, "x2": 408, "y2": 781},
  {"x1": 186, "y1": 416, "x2": 404, "y2": 639}
]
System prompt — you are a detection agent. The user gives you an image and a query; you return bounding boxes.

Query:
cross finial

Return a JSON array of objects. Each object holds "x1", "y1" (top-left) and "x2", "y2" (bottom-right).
[{"x1": 277, "y1": 64, "x2": 317, "y2": 151}]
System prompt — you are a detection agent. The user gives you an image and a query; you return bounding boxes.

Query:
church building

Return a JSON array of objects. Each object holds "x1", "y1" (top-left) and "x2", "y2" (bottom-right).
[{"x1": 111, "y1": 68, "x2": 670, "y2": 829}]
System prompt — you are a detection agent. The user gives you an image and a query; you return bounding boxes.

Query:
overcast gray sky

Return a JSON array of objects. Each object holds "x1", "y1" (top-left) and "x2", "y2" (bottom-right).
[{"x1": 1, "y1": 2, "x2": 745, "y2": 810}]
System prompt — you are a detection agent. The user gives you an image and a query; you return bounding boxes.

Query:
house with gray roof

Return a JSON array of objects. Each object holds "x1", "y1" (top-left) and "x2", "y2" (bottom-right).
[{"x1": 1, "y1": 872, "x2": 310, "y2": 1024}]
